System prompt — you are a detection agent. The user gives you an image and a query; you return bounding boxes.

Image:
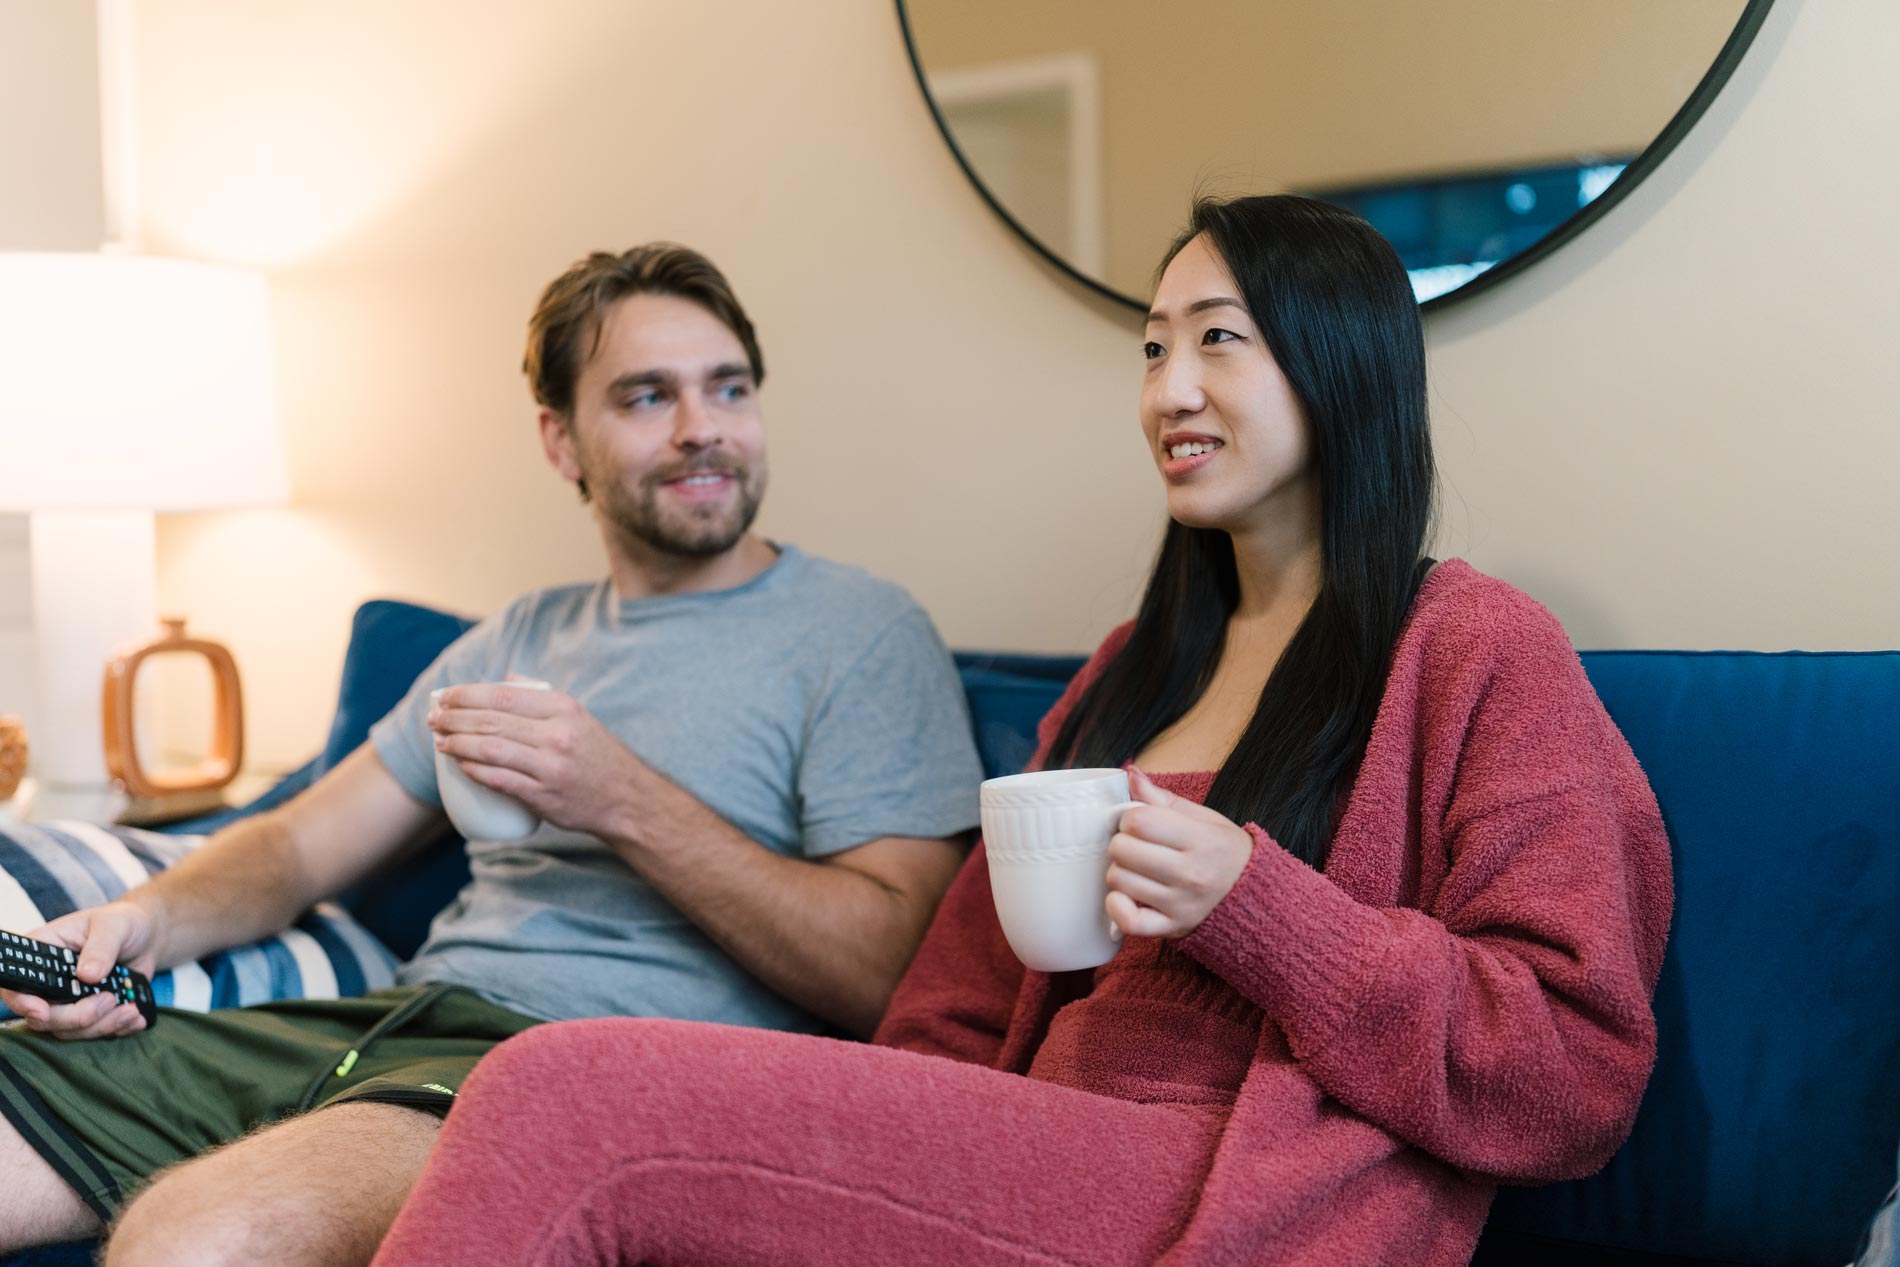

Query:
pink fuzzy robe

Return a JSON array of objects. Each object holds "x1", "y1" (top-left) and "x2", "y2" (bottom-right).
[{"x1": 372, "y1": 560, "x2": 1671, "y2": 1267}]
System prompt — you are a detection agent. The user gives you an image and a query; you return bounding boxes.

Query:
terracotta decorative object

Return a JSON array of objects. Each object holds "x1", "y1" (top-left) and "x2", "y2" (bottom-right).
[
  {"x1": 101, "y1": 617, "x2": 243, "y2": 803},
  {"x1": 0, "y1": 715, "x2": 26, "y2": 802}
]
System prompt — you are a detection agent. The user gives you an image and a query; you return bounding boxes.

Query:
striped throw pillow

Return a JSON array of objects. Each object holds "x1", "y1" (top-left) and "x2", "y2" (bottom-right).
[{"x1": 0, "y1": 820, "x2": 399, "y2": 1012}]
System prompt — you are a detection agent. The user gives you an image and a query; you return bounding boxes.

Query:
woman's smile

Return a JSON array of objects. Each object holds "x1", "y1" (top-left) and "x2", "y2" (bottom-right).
[{"x1": 1161, "y1": 431, "x2": 1224, "y2": 478}]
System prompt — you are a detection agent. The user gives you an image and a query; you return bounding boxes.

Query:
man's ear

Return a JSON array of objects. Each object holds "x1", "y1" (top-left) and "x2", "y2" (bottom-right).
[{"x1": 538, "y1": 407, "x2": 582, "y2": 484}]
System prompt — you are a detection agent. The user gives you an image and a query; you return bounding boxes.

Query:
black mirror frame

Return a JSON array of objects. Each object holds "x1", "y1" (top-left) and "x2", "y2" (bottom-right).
[{"x1": 897, "y1": 0, "x2": 1776, "y2": 313}]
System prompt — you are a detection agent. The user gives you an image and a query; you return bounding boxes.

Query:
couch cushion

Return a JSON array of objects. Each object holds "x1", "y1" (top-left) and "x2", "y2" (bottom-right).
[
  {"x1": 320, "y1": 599, "x2": 477, "y2": 776},
  {"x1": 953, "y1": 651, "x2": 1084, "y2": 778},
  {"x1": 0, "y1": 820, "x2": 397, "y2": 1013},
  {"x1": 321, "y1": 600, "x2": 477, "y2": 959},
  {"x1": 1479, "y1": 651, "x2": 1900, "y2": 1267}
]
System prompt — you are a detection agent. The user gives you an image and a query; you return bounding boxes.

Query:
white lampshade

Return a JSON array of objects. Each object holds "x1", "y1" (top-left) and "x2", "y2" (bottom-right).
[
  {"x1": 0, "y1": 253, "x2": 288, "y2": 512},
  {"x1": 0, "y1": 252, "x2": 288, "y2": 795}
]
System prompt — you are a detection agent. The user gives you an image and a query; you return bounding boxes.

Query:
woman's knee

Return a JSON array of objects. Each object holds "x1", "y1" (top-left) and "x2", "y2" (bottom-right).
[{"x1": 465, "y1": 1017, "x2": 691, "y2": 1094}]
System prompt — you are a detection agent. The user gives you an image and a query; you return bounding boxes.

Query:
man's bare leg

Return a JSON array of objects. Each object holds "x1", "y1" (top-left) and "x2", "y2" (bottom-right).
[
  {"x1": 105, "y1": 1102, "x2": 440, "y2": 1267},
  {"x1": 0, "y1": 1114, "x2": 103, "y2": 1249}
]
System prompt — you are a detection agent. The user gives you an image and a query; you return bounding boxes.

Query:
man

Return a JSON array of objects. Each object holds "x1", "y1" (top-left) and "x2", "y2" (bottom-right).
[{"x1": 0, "y1": 245, "x2": 984, "y2": 1265}]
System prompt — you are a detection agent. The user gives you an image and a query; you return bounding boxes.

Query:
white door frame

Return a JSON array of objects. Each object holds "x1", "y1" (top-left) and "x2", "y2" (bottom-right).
[{"x1": 928, "y1": 52, "x2": 1104, "y2": 278}]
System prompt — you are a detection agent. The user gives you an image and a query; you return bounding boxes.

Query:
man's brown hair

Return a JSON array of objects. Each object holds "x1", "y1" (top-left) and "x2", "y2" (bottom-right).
[{"x1": 523, "y1": 244, "x2": 765, "y2": 418}]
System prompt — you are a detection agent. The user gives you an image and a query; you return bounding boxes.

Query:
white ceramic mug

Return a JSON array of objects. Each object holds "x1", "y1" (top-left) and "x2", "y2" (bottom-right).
[
  {"x1": 980, "y1": 767, "x2": 1141, "y2": 972},
  {"x1": 431, "y1": 680, "x2": 551, "y2": 841}
]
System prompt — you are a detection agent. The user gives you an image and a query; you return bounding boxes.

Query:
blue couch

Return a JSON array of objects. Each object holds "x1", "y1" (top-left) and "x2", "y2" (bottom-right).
[{"x1": 9, "y1": 600, "x2": 1898, "y2": 1266}]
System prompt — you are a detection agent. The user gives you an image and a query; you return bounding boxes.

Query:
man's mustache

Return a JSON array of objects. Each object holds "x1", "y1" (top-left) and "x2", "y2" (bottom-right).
[{"x1": 648, "y1": 456, "x2": 747, "y2": 484}]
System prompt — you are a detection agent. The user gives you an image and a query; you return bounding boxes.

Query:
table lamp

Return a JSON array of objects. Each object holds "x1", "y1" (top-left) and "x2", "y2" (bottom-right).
[{"x1": 0, "y1": 252, "x2": 288, "y2": 797}]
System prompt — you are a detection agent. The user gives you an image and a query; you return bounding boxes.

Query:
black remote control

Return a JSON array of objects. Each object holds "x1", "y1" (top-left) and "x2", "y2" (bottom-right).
[{"x1": 0, "y1": 929, "x2": 157, "y2": 1027}]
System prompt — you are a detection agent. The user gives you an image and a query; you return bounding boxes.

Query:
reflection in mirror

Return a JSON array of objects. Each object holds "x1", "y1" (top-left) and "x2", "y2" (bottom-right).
[{"x1": 902, "y1": 0, "x2": 1765, "y2": 308}]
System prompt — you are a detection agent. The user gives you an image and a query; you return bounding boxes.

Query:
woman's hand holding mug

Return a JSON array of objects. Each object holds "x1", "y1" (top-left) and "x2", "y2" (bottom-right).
[{"x1": 1105, "y1": 766, "x2": 1255, "y2": 939}]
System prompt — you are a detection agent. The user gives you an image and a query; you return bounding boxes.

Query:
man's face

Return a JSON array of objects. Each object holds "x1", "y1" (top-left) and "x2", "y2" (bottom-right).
[{"x1": 551, "y1": 293, "x2": 767, "y2": 559}]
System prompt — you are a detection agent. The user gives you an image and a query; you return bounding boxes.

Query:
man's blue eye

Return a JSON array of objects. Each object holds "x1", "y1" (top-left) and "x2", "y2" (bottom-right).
[
  {"x1": 717, "y1": 382, "x2": 750, "y2": 402},
  {"x1": 629, "y1": 392, "x2": 661, "y2": 409}
]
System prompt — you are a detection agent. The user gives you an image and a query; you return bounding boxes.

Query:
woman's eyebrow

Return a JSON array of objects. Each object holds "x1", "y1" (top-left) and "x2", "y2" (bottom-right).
[{"x1": 1145, "y1": 296, "x2": 1247, "y2": 324}]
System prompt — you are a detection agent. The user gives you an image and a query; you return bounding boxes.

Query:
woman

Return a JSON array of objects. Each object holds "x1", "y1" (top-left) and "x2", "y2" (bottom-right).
[{"x1": 371, "y1": 196, "x2": 1672, "y2": 1267}]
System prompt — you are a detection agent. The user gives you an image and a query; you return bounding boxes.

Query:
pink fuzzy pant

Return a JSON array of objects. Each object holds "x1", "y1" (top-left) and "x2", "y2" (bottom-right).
[{"x1": 371, "y1": 1019, "x2": 1223, "y2": 1267}]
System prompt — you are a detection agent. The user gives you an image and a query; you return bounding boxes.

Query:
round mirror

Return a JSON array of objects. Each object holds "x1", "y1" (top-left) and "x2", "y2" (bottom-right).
[{"x1": 900, "y1": 0, "x2": 1773, "y2": 309}]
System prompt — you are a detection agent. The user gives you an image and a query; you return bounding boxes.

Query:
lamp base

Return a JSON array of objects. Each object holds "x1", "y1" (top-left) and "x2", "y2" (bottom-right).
[
  {"x1": 117, "y1": 786, "x2": 230, "y2": 827},
  {"x1": 5, "y1": 777, "x2": 129, "y2": 826},
  {"x1": 28, "y1": 510, "x2": 156, "y2": 789}
]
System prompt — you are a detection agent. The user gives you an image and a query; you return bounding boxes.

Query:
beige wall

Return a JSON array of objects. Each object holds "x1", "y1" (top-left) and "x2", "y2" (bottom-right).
[
  {"x1": 0, "y1": 1, "x2": 105, "y2": 743},
  {"x1": 0, "y1": 2, "x2": 104, "y2": 251},
  {"x1": 1427, "y1": 0, "x2": 1899, "y2": 650},
  {"x1": 911, "y1": 0, "x2": 1746, "y2": 294},
  {"x1": 83, "y1": 0, "x2": 1898, "y2": 773}
]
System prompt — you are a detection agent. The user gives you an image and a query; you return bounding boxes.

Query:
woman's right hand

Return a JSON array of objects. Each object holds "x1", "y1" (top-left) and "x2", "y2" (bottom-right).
[
  {"x1": 1105, "y1": 767, "x2": 1256, "y2": 940},
  {"x1": 0, "y1": 900, "x2": 160, "y2": 1039}
]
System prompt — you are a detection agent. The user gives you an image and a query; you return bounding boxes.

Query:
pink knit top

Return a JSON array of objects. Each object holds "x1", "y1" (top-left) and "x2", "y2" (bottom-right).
[{"x1": 876, "y1": 559, "x2": 1673, "y2": 1266}]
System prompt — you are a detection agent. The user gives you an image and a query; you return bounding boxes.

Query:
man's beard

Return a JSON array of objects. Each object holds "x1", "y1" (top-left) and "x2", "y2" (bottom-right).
[{"x1": 594, "y1": 455, "x2": 767, "y2": 559}]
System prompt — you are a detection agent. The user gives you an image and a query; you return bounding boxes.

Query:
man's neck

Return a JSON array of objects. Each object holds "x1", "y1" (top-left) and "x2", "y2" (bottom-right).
[{"x1": 606, "y1": 532, "x2": 781, "y2": 602}]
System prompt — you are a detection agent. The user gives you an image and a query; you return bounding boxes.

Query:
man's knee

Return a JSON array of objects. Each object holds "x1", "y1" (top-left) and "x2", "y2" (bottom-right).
[
  {"x1": 104, "y1": 1102, "x2": 440, "y2": 1267},
  {"x1": 105, "y1": 1160, "x2": 251, "y2": 1267}
]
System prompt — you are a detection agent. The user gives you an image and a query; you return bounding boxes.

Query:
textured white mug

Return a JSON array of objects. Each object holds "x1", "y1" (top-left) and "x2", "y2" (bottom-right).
[
  {"x1": 980, "y1": 767, "x2": 1140, "y2": 972},
  {"x1": 431, "y1": 680, "x2": 550, "y2": 841}
]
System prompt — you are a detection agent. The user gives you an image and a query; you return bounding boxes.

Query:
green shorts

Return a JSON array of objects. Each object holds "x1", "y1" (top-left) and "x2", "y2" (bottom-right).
[{"x1": 0, "y1": 983, "x2": 539, "y2": 1220}]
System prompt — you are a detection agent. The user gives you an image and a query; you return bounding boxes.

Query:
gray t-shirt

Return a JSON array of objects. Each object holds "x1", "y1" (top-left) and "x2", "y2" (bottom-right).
[{"x1": 368, "y1": 544, "x2": 983, "y2": 1030}]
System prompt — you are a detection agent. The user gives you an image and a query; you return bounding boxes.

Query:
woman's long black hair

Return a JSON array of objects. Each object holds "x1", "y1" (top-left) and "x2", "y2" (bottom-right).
[{"x1": 1045, "y1": 195, "x2": 1436, "y2": 870}]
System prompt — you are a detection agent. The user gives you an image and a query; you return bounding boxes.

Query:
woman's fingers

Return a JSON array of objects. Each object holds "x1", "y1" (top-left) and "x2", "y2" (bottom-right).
[
  {"x1": 1104, "y1": 861, "x2": 1176, "y2": 911},
  {"x1": 1114, "y1": 803, "x2": 1207, "y2": 854},
  {"x1": 1113, "y1": 769, "x2": 1258, "y2": 941},
  {"x1": 1107, "y1": 832, "x2": 1186, "y2": 883},
  {"x1": 1105, "y1": 890, "x2": 1178, "y2": 939},
  {"x1": 1125, "y1": 765, "x2": 1170, "y2": 803},
  {"x1": 1125, "y1": 766, "x2": 1233, "y2": 825}
]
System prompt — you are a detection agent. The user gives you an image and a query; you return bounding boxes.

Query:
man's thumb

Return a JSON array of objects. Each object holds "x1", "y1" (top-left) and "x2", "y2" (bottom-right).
[{"x1": 74, "y1": 910, "x2": 127, "y2": 984}]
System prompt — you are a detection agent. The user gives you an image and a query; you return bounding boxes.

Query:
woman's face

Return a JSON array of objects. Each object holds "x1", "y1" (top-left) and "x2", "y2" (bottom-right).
[{"x1": 1140, "y1": 234, "x2": 1316, "y2": 543}]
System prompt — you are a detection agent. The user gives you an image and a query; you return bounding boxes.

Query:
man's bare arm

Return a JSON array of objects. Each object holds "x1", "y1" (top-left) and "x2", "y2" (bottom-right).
[
  {"x1": 0, "y1": 747, "x2": 444, "y2": 1036},
  {"x1": 433, "y1": 681, "x2": 972, "y2": 1037},
  {"x1": 599, "y1": 765, "x2": 969, "y2": 1038},
  {"x1": 134, "y1": 745, "x2": 446, "y2": 967}
]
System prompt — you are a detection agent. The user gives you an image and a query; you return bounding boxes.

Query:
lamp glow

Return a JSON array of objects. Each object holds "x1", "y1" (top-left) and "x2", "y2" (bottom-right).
[{"x1": 0, "y1": 253, "x2": 287, "y2": 790}]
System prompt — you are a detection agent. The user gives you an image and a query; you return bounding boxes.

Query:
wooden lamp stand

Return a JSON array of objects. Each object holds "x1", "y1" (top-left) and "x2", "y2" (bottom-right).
[{"x1": 101, "y1": 618, "x2": 244, "y2": 825}]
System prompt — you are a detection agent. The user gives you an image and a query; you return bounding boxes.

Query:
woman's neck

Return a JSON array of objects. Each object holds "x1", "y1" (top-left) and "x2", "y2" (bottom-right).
[
  {"x1": 1228, "y1": 519, "x2": 1324, "y2": 626},
  {"x1": 1131, "y1": 530, "x2": 1322, "y2": 776}
]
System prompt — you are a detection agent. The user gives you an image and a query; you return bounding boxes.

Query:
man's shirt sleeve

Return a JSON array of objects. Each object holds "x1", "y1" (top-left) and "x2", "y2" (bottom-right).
[
  {"x1": 368, "y1": 613, "x2": 510, "y2": 807},
  {"x1": 794, "y1": 606, "x2": 983, "y2": 857}
]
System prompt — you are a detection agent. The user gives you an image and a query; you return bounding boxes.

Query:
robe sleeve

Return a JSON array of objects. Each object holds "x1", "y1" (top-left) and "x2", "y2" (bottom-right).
[{"x1": 1179, "y1": 601, "x2": 1672, "y2": 1183}]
